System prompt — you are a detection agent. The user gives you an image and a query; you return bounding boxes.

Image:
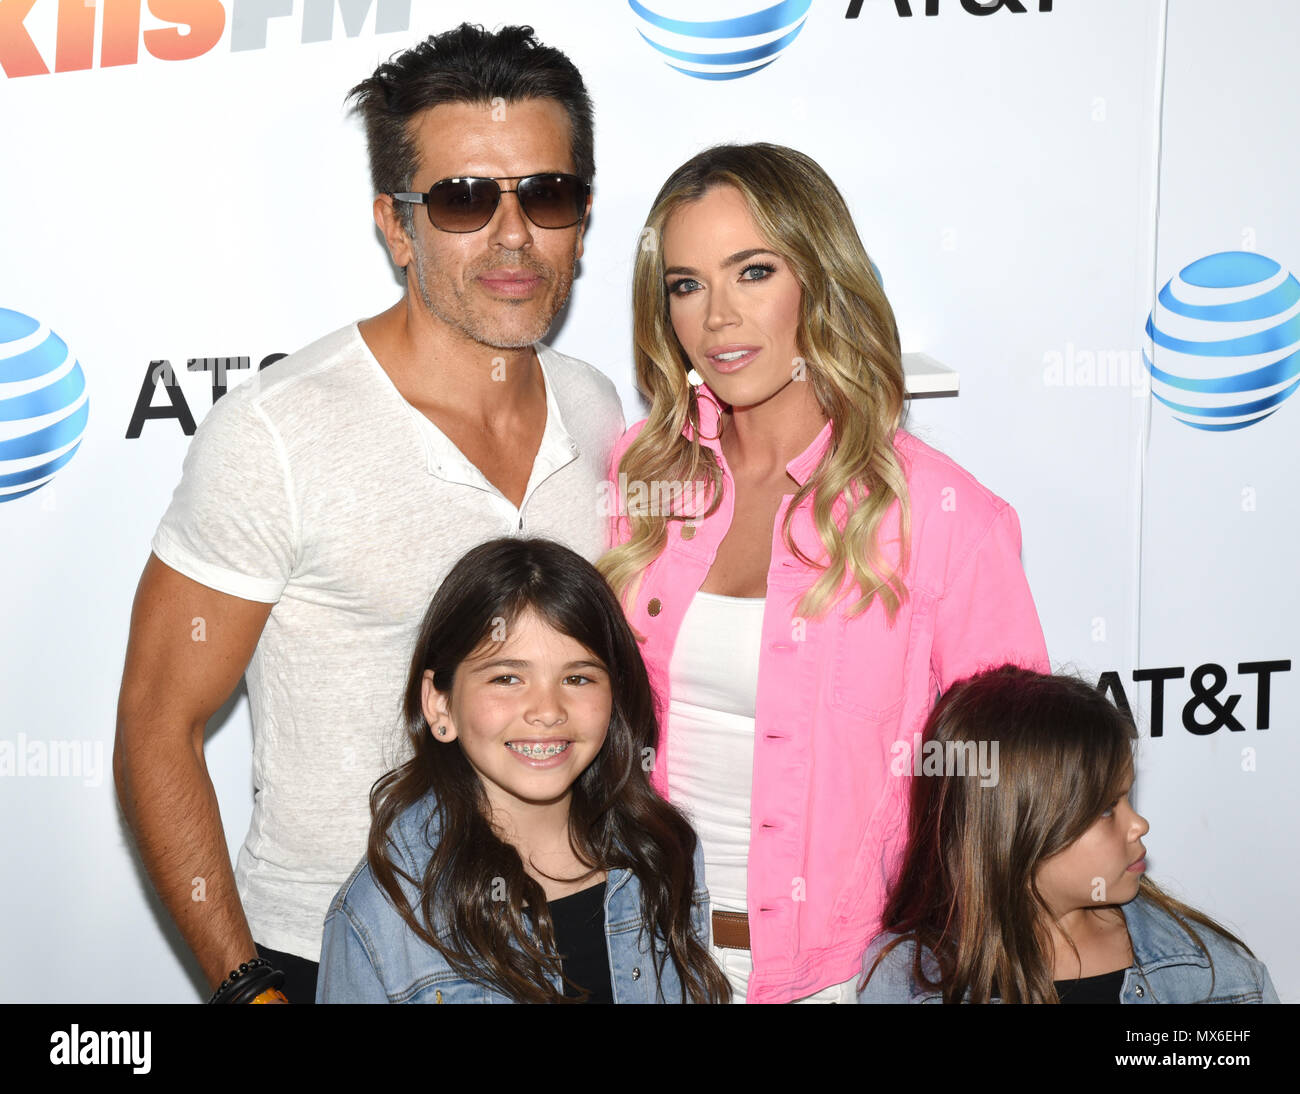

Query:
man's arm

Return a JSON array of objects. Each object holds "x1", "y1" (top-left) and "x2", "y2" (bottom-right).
[{"x1": 114, "y1": 553, "x2": 274, "y2": 995}]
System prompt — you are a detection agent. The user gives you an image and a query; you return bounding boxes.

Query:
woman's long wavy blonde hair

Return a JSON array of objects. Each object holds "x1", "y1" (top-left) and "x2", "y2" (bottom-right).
[{"x1": 599, "y1": 143, "x2": 910, "y2": 622}]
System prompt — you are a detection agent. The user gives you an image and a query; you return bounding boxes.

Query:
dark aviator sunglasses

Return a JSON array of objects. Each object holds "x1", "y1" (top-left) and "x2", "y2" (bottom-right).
[{"x1": 390, "y1": 173, "x2": 590, "y2": 234}]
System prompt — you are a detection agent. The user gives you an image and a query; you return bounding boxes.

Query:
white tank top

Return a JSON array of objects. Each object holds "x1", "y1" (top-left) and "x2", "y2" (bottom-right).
[{"x1": 665, "y1": 590, "x2": 765, "y2": 915}]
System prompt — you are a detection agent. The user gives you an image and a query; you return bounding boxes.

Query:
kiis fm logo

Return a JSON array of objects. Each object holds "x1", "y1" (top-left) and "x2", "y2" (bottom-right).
[{"x1": 0, "y1": 0, "x2": 410, "y2": 79}]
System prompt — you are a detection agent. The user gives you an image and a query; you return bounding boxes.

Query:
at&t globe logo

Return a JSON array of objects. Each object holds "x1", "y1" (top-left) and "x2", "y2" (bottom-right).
[
  {"x1": 0, "y1": 309, "x2": 89, "y2": 502},
  {"x1": 1144, "y1": 251, "x2": 1300, "y2": 432},
  {"x1": 629, "y1": 0, "x2": 811, "y2": 80}
]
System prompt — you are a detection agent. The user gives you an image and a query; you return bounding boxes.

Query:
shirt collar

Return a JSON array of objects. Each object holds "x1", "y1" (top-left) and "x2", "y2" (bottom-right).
[
  {"x1": 418, "y1": 344, "x2": 579, "y2": 481},
  {"x1": 687, "y1": 384, "x2": 833, "y2": 487},
  {"x1": 1122, "y1": 894, "x2": 1210, "y2": 968}
]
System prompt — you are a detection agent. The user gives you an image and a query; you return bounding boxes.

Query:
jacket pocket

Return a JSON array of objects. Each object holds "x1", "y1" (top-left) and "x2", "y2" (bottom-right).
[
  {"x1": 1203, "y1": 990, "x2": 1264, "y2": 1004},
  {"x1": 827, "y1": 603, "x2": 909, "y2": 720},
  {"x1": 403, "y1": 975, "x2": 499, "y2": 1004}
]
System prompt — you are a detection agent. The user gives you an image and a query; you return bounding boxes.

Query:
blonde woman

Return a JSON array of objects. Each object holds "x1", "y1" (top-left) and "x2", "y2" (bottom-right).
[{"x1": 600, "y1": 143, "x2": 1049, "y2": 1003}]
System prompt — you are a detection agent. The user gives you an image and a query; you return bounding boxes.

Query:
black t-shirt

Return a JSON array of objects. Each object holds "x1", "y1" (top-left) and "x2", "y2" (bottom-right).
[
  {"x1": 1054, "y1": 968, "x2": 1127, "y2": 1004},
  {"x1": 549, "y1": 881, "x2": 613, "y2": 1004},
  {"x1": 990, "y1": 967, "x2": 1129, "y2": 1003}
]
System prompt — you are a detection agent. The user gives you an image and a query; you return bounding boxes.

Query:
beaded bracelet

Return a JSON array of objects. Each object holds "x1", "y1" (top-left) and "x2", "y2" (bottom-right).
[{"x1": 208, "y1": 958, "x2": 287, "y2": 1004}]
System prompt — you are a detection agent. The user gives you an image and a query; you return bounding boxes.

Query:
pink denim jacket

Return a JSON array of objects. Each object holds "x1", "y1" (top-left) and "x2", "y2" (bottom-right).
[{"x1": 607, "y1": 394, "x2": 1049, "y2": 1003}]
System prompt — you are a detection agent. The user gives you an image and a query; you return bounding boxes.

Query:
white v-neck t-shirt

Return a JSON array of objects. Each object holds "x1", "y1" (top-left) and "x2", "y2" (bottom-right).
[{"x1": 152, "y1": 322, "x2": 624, "y2": 960}]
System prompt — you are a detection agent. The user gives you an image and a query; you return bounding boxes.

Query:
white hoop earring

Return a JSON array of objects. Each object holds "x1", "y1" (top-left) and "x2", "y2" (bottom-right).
[{"x1": 686, "y1": 368, "x2": 703, "y2": 387}]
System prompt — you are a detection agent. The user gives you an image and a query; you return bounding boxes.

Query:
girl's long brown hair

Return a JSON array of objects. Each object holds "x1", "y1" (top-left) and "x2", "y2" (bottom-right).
[
  {"x1": 865, "y1": 665, "x2": 1253, "y2": 1003},
  {"x1": 367, "y1": 537, "x2": 730, "y2": 1003}
]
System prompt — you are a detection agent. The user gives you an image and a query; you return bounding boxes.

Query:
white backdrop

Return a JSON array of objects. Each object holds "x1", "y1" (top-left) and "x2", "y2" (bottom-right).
[{"x1": 1, "y1": 0, "x2": 1293, "y2": 1001}]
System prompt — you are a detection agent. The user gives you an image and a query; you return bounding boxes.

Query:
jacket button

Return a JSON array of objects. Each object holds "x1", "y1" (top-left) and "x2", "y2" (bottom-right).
[
  {"x1": 631, "y1": 967, "x2": 641, "y2": 981},
  {"x1": 1134, "y1": 985, "x2": 1144, "y2": 998},
  {"x1": 681, "y1": 524, "x2": 696, "y2": 540},
  {"x1": 647, "y1": 598, "x2": 662, "y2": 617}
]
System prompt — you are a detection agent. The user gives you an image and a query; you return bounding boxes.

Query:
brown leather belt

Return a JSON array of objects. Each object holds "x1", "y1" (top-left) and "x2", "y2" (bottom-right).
[{"x1": 712, "y1": 910, "x2": 750, "y2": 950}]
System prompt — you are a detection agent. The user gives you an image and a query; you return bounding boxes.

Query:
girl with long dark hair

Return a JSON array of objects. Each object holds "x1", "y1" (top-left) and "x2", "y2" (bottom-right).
[
  {"x1": 317, "y1": 537, "x2": 729, "y2": 1003},
  {"x1": 858, "y1": 666, "x2": 1278, "y2": 1003}
]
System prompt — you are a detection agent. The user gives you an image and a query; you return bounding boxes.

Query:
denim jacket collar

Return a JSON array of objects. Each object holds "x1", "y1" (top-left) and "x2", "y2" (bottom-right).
[
  {"x1": 1121, "y1": 892, "x2": 1209, "y2": 974},
  {"x1": 319, "y1": 791, "x2": 709, "y2": 1003},
  {"x1": 391, "y1": 793, "x2": 634, "y2": 940}
]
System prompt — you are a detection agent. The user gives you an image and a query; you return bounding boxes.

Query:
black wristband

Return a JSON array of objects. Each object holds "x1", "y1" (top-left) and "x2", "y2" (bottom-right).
[{"x1": 208, "y1": 958, "x2": 287, "y2": 1004}]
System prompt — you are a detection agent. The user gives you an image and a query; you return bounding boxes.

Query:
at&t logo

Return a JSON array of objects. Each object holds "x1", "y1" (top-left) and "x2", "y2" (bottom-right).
[
  {"x1": 629, "y1": 0, "x2": 811, "y2": 81},
  {"x1": 0, "y1": 309, "x2": 89, "y2": 503},
  {"x1": 1144, "y1": 251, "x2": 1300, "y2": 432}
]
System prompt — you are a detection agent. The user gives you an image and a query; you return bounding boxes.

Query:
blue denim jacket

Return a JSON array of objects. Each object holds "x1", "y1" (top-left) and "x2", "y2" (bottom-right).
[
  {"x1": 856, "y1": 894, "x2": 1279, "y2": 1004},
  {"x1": 316, "y1": 794, "x2": 712, "y2": 1004}
]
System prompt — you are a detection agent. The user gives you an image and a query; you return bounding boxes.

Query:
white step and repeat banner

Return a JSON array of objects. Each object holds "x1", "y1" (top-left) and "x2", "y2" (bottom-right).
[{"x1": 1, "y1": 0, "x2": 1294, "y2": 1001}]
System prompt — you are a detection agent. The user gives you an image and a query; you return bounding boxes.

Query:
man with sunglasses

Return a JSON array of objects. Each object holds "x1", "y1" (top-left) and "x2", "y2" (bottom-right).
[{"x1": 115, "y1": 25, "x2": 623, "y2": 1004}]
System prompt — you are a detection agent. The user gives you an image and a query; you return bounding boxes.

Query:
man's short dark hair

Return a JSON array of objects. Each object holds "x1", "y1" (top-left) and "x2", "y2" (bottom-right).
[{"x1": 347, "y1": 23, "x2": 595, "y2": 236}]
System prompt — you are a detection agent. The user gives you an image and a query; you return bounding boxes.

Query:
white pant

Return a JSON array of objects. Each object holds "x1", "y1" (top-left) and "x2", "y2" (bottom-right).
[{"x1": 711, "y1": 944, "x2": 858, "y2": 1004}]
